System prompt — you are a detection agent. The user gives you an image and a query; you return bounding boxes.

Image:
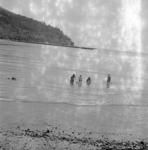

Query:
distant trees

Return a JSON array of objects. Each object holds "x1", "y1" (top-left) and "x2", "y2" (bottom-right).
[{"x1": 0, "y1": 7, "x2": 74, "y2": 46}]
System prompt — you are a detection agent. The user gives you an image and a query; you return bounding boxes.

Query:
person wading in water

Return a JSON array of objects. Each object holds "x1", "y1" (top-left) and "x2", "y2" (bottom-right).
[
  {"x1": 78, "y1": 75, "x2": 82, "y2": 87},
  {"x1": 107, "y1": 74, "x2": 111, "y2": 88},
  {"x1": 86, "y1": 77, "x2": 91, "y2": 86},
  {"x1": 70, "y1": 74, "x2": 76, "y2": 86}
]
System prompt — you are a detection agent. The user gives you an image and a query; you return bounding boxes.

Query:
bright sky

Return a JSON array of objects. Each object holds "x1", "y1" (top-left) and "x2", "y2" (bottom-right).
[
  {"x1": 0, "y1": 0, "x2": 123, "y2": 48},
  {"x1": 0, "y1": 0, "x2": 147, "y2": 48}
]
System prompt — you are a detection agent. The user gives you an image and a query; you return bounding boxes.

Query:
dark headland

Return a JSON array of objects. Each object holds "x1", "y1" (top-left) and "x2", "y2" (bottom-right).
[{"x1": 0, "y1": 6, "x2": 74, "y2": 46}]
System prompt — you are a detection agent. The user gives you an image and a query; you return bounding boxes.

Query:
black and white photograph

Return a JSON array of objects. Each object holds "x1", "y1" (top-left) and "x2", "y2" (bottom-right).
[{"x1": 0, "y1": 0, "x2": 147, "y2": 149}]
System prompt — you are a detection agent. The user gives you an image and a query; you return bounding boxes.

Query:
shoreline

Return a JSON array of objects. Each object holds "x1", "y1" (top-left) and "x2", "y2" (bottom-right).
[{"x1": 0, "y1": 123, "x2": 147, "y2": 150}]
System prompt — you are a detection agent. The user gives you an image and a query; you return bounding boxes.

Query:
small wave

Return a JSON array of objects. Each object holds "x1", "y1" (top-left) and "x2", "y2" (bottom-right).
[{"x1": 0, "y1": 96, "x2": 147, "y2": 107}]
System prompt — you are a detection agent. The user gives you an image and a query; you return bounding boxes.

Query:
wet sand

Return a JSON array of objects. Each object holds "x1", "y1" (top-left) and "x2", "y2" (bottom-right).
[{"x1": 0, "y1": 101, "x2": 147, "y2": 139}]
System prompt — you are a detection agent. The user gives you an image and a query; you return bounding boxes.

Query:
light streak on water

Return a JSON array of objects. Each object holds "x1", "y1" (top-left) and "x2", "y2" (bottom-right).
[{"x1": 120, "y1": 0, "x2": 143, "y2": 100}]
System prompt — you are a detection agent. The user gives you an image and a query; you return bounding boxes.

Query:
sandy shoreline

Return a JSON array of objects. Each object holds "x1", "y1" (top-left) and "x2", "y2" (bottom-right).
[{"x1": 0, "y1": 123, "x2": 147, "y2": 150}]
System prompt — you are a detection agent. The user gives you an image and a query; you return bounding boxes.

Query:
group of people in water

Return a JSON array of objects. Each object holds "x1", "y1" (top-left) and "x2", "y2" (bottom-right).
[
  {"x1": 70, "y1": 74, "x2": 91, "y2": 87},
  {"x1": 70, "y1": 73, "x2": 111, "y2": 88}
]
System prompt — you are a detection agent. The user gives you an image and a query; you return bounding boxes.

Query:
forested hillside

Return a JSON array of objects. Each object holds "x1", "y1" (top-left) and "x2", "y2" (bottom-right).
[{"x1": 0, "y1": 7, "x2": 74, "y2": 46}]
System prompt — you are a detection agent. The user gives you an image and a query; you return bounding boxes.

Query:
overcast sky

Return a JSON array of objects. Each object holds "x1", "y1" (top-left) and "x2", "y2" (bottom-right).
[{"x1": 0, "y1": 0, "x2": 147, "y2": 49}]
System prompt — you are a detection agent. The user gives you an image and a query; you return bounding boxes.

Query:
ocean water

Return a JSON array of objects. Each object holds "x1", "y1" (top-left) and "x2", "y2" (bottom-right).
[{"x1": 0, "y1": 39, "x2": 148, "y2": 139}]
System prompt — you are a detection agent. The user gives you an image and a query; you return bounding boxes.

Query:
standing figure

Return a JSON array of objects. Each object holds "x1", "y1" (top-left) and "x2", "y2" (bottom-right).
[
  {"x1": 78, "y1": 75, "x2": 82, "y2": 87},
  {"x1": 70, "y1": 74, "x2": 76, "y2": 86},
  {"x1": 107, "y1": 74, "x2": 111, "y2": 88},
  {"x1": 86, "y1": 77, "x2": 91, "y2": 86}
]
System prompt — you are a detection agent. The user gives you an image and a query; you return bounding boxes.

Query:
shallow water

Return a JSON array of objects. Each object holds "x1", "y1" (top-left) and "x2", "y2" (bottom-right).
[{"x1": 0, "y1": 40, "x2": 148, "y2": 139}]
